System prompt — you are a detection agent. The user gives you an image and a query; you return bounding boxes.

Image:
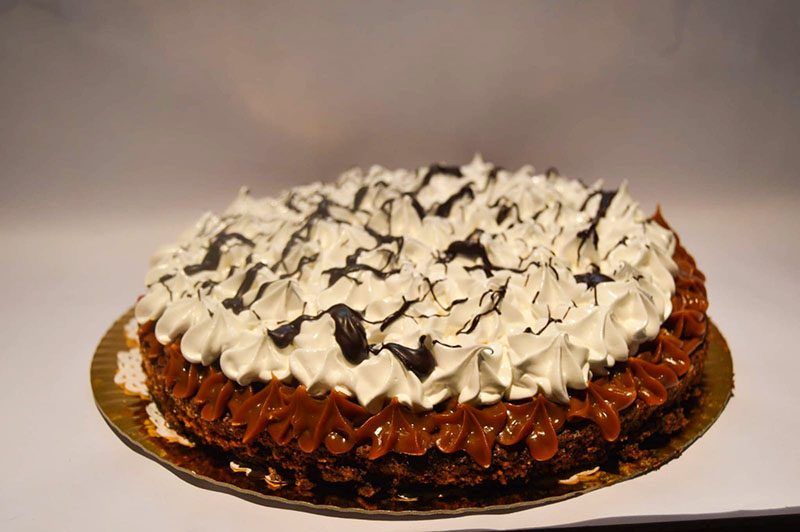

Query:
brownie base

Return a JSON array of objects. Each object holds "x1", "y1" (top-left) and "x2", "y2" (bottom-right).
[{"x1": 143, "y1": 335, "x2": 707, "y2": 499}]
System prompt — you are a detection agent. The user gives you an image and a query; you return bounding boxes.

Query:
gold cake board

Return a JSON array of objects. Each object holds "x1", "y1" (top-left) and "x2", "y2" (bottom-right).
[{"x1": 91, "y1": 308, "x2": 733, "y2": 517}]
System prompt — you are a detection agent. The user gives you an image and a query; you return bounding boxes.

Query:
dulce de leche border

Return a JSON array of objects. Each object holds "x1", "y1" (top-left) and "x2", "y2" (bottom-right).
[{"x1": 91, "y1": 308, "x2": 733, "y2": 517}]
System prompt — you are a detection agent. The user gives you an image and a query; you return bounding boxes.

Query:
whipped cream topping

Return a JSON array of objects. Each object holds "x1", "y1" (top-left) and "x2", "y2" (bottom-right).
[{"x1": 135, "y1": 155, "x2": 677, "y2": 412}]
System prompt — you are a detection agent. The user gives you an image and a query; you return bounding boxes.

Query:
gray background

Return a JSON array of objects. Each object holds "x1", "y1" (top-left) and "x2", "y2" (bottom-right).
[
  {"x1": 3, "y1": 0, "x2": 800, "y2": 222},
  {"x1": 1, "y1": 1, "x2": 799, "y2": 530}
]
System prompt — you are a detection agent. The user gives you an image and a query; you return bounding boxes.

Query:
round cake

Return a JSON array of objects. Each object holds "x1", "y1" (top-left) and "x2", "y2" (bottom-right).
[{"x1": 134, "y1": 156, "x2": 708, "y2": 500}]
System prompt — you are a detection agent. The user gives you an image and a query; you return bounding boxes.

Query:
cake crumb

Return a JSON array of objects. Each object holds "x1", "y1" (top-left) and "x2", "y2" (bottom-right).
[
  {"x1": 558, "y1": 466, "x2": 600, "y2": 485},
  {"x1": 230, "y1": 461, "x2": 252, "y2": 476},
  {"x1": 265, "y1": 468, "x2": 288, "y2": 489}
]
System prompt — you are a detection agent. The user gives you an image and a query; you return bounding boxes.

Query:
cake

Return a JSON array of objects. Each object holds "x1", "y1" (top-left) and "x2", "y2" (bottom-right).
[{"x1": 134, "y1": 156, "x2": 708, "y2": 502}]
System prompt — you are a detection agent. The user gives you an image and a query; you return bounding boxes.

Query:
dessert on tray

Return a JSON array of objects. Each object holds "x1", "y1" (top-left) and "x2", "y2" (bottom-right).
[{"x1": 132, "y1": 156, "x2": 708, "y2": 499}]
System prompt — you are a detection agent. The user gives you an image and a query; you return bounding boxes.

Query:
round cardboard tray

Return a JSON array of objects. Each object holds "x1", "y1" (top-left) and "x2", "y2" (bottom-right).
[{"x1": 92, "y1": 308, "x2": 733, "y2": 517}]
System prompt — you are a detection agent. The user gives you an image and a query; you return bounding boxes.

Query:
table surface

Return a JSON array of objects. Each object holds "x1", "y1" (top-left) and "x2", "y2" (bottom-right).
[{"x1": 2, "y1": 1, "x2": 799, "y2": 530}]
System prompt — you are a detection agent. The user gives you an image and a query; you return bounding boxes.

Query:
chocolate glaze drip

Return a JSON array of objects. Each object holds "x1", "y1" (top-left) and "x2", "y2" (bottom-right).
[
  {"x1": 442, "y1": 239, "x2": 491, "y2": 269},
  {"x1": 574, "y1": 266, "x2": 614, "y2": 288},
  {"x1": 602, "y1": 235, "x2": 629, "y2": 260},
  {"x1": 184, "y1": 233, "x2": 255, "y2": 276},
  {"x1": 528, "y1": 305, "x2": 569, "y2": 335},
  {"x1": 268, "y1": 299, "x2": 433, "y2": 374},
  {"x1": 475, "y1": 166, "x2": 503, "y2": 193},
  {"x1": 352, "y1": 185, "x2": 369, "y2": 211},
  {"x1": 284, "y1": 253, "x2": 320, "y2": 279},
  {"x1": 437, "y1": 228, "x2": 534, "y2": 277},
  {"x1": 381, "y1": 337, "x2": 435, "y2": 379},
  {"x1": 328, "y1": 304, "x2": 370, "y2": 364},
  {"x1": 268, "y1": 315, "x2": 316, "y2": 349},
  {"x1": 266, "y1": 304, "x2": 371, "y2": 364}
]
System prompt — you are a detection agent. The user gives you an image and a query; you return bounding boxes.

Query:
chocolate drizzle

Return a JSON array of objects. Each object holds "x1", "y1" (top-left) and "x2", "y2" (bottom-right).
[
  {"x1": 415, "y1": 163, "x2": 462, "y2": 193},
  {"x1": 457, "y1": 282, "x2": 508, "y2": 335},
  {"x1": 272, "y1": 199, "x2": 336, "y2": 274},
  {"x1": 576, "y1": 190, "x2": 617, "y2": 259},
  {"x1": 323, "y1": 252, "x2": 400, "y2": 287},
  {"x1": 434, "y1": 184, "x2": 474, "y2": 217},
  {"x1": 222, "y1": 262, "x2": 269, "y2": 313},
  {"x1": 493, "y1": 197, "x2": 523, "y2": 225},
  {"x1": 184, "y1": 233, "x2": 254, "y2": 276},
  {"x1": 378, "y1": 298, "x2": 418, "y2": 331},
  {"x1": 439, "y1": 230, "x2": 495, "y2": 276}
]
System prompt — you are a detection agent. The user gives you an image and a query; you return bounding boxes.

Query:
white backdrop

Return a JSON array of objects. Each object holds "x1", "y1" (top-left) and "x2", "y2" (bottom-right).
[{"x1": 1, "y1": 1, "x2": 799, "y2": 529}]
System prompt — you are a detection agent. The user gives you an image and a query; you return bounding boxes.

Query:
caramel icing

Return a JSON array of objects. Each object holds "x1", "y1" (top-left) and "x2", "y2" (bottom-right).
[
  {"x1": 138, "y1": 212, "x2": 708, "y2": 467},
  {"x1": 193, "y1": 368, "x2": 234, "y2": 421},
  {"x1": 628, "y1": 357, "x2": 678, "y2": 406},
  {"x1": 230, "y1": 376, "x2": 290, "y2": 444},
  {"x1": 268, "y1": 387, "x2": 368, "y2": 453},
  {"x1": 497, "y1": 395, "x2": 566, "y2": 461},
  {"x1": 567, "y1": 369, "x2": 637, "y2": 441},
  {"x1": 355, "y1": 398, "x2": 435, "y2": 459},
  {"x1": 433, "y1": 401, "x2": 507, "y2": 468}
]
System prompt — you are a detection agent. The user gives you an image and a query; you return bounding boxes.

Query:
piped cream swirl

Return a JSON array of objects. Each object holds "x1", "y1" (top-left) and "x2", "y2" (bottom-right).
[{"x1": 135, "y1": 155, "x2": 677, "y2": 412}]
